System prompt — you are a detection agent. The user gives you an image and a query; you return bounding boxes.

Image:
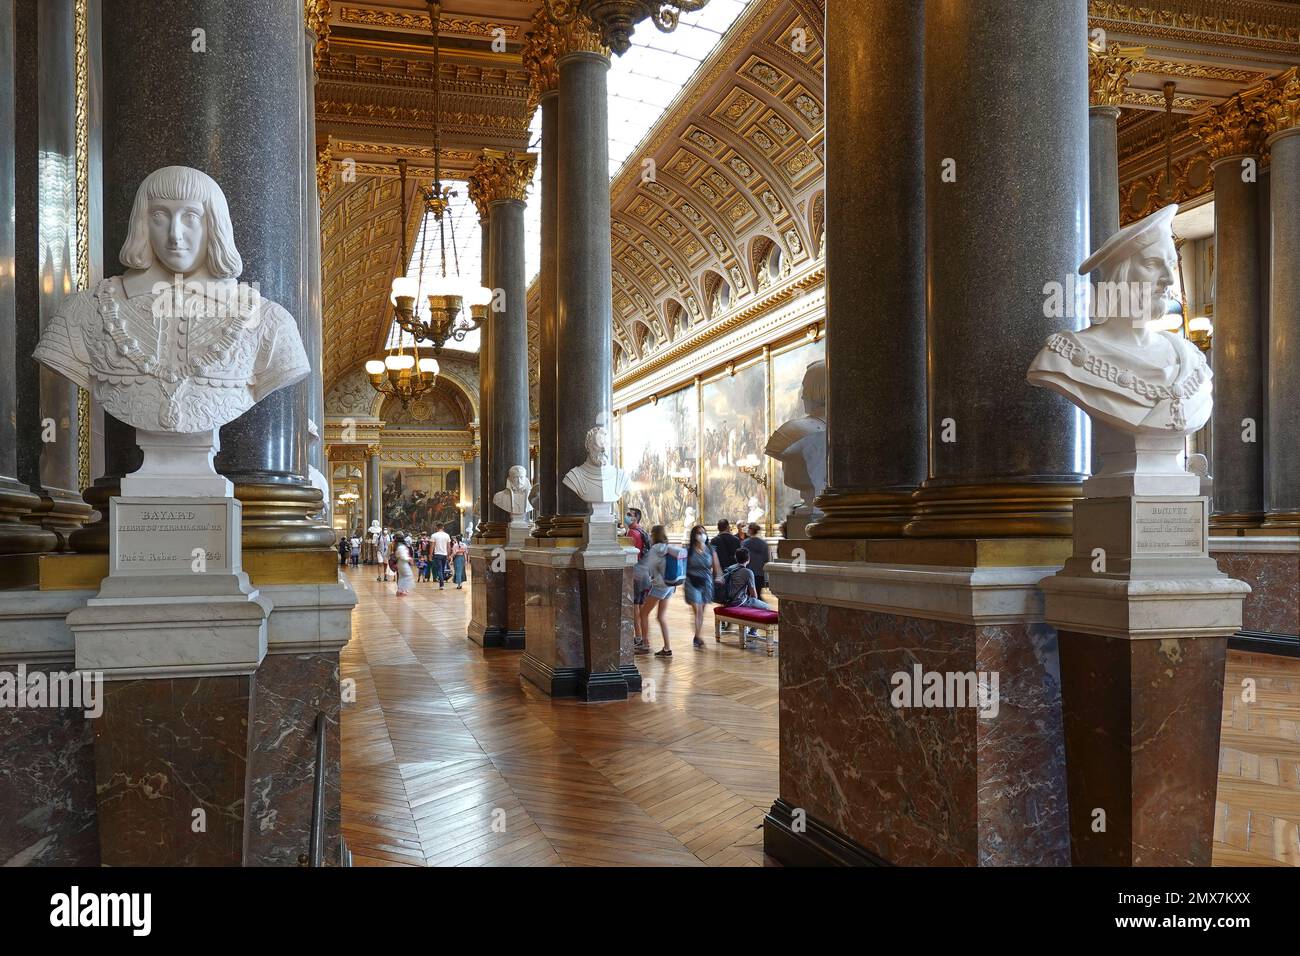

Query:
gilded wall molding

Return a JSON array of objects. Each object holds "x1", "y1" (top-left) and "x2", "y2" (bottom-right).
[
  {"x1": 1089, "y1": 0, "x2": 1300, "y2": 53},
  {"x1": 74, "y1": 0, "x2": 90, "y2": 492},
  {"x1": 337, "y1": 5, "x2": 522, "y2": 40}
]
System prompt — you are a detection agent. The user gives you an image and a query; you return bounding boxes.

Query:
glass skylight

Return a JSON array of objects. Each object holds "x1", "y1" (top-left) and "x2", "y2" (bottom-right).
[{"x1": 397, "y1": 0, "x2": 754, "y2": 352}]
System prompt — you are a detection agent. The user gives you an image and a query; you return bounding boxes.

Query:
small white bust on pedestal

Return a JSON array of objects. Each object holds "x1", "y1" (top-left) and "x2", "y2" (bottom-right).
[
  {"x1": 764, "y1": 359, "x2": 826, "y2": 538},
  {"x1": 563, "y1": 425, "x2": 630, "y2": 554},
  {"x1": 43, "y1": 167, "x2": 312, "y2": 679},
  {"x1": 493, "y1": 465, "x2": 533, "y2": 547},
  {"x1": 1027, "y1": 203, "x2": 1248, "y2": 634}
]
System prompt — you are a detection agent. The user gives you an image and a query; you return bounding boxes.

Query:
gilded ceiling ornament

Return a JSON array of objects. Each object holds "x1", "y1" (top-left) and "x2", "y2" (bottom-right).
[
  {"x1": 468, "y1": 149, "x2": 538, "y2": 210},
  {"x1": 522, "y1": 10, "x2": 562, "y2": 108},
  {"x1": 543, "y1": 0, "x2": 709, "y2": 56},
  {"x1": 1252, "y1": 67, "x2": 1300, "y2": 135},
  {"x1": 1087, "y1": 39, "x2": 1145, "y2": 108},
  {"x1": 793, "y1": 93, "x2": 822, "y2": 126},
  {"x1": 729, "y1": 157, "x2": 753, "y2": 178},
  {"x1": 305, "y1": 0, "x2": 331, "y2": 73},
  {"x1": 690, "y1": 129, "x2": 717, "y2": 150},
  {"x1": 316, "y1": 142, "x2": 334, "y2": 205},
  {"x1": 766, "y1": 115, "x2": 790, "y2": 137},
  {"x1": 748, "y1": 60, "x2": 782, "y2": 90},
  {"x1": 1189, "y1": 89, "x2": 1269, "y2": 159}
]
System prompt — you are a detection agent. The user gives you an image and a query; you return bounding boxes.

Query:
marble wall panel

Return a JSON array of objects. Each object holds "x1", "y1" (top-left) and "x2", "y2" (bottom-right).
[
  {"x1": 246, "y1": 651, "x2": 341, "y2": 867},
  {"x1": 1210, "y1": 549, "x2": 1299, "y2": 636}
]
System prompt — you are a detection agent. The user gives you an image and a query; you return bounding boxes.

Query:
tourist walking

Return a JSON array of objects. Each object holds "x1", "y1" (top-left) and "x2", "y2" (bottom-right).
[
  {"x1": 431, "y1": 522, "x2": 452, "y2": 589},
  {"x1": 451, "y1": 535, "x2": 467, "y2": 588},
  {"x1": 634, "y1": 525, "x2": 683, "y2": 657},
  {"x1": 375, "y1": 527, "x2": 391, "y2": 582},
  {"x1": 337, "y1": 536, "x2": 349, "y2": 568},
  {"x1": 349, "y1": 533, "x2": 361, "y2": 568},
  {"x1": 625, "y1": 508, "x2": 651, "y2": 649},
  {"x1": 683, "y1": 524, "x2": 723, "y2": 648},
  {"x1": 393, "y1": 534, "x2": 414, "y2": 596}
]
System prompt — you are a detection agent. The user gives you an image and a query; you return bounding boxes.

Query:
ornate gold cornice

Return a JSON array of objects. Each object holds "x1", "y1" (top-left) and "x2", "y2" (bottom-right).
[
  {"x1": 316, "y1": 142, "x2": 334, "y2": 204},
  {"x1": 1089, "y1": 1, "x2": 1300, "y2": 53},
  {"x1": 468, "y1": 149, "x2": 537, "y2": 211},
  {"x1": 336, "y1": 5, "x2": 522, "y2": 40},
  {"x1": 1189, "y1": 88, "x2": 1269, "y2": 159},
  {"x1": 1123, "y1": 87, "x2": 1214, "y2": 112},
  {"x1": 306, "y1": 0, "x2": 331, "y2": 73},
  {"x1": 1253, "y1": 66, "x2": 1300, "y2": 137},
  {"x1": 74, "y1": 0, "x2": 90, "y2": 492},
  {"x1": 1089, "y1": 40, "x2": 1145, "y2": 107},
  {"x1": 522, "y1": 11, "x2": 561, "y2": 108}
]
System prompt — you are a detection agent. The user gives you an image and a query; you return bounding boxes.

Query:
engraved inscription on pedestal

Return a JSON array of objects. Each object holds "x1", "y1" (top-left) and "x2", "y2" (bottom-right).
[
  {"x1": 110, "y1": 498, "x2": 237, "y2": 576},
  {"x1": 1132, "y1": 499, "x2": 1205, "y2": 557}
]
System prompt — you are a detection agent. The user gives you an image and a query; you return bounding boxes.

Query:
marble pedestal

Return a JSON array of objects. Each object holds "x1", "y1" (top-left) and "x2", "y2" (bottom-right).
[
  {"x1": 1040, "y1": 495, "x2": 1248, "y2": 866},
  {"x1": 764, "y1": 542, "x2": 1072, "y2": 866},
  {"x1": 63, "y1": 495, "x2": 270, "y2": 866},
  {"x1": 468, "y1": 541, "x2": 525, "y2": 650},
  {"x1": 1210, "y1": 535, "x2": 1300, "y2": 645},
  {"x1": 520, "y1": 532, "x2": 638, "y2": 701}
]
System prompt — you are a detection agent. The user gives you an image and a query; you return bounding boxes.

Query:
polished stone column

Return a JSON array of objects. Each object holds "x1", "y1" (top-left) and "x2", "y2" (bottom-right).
[
  {"x1": 463, "y1": 450, "x2": 479, "y2": 533},
  {"x1": 809, "y1": 0, "x2": 925, "y2": 538},
  {"x1": 909, "y1": 0, "x2": 1089, "y2": 536},
  {"x1": 302, "y1": 12, "x2": 325, "y2": 476},
  {"x1": 102, "y1": 0, "x2": 332, "y2": 557},
  {"x1": 1262, "y1": 70, "x2": 1300, "y2": 526},
  {"x1": 0, "y1": 0, "x2": 59, "y2": 567},
  {"x1": 553, "y1": 37, "x2": 614, "y2": 536},
  {"x1": 366, "y1": 446, "x2": 381, "y2": 529},
  {"x1": 1191, "y1": 93, "x2": 1269, "y2": 528},
  {"x1": 13, "y1": 0, "x2": 93, "y2": 551},
  {"x1": 535, "y1": 91, "x2": 560, "y2": 536},
  {"x1": 1086, "y1": 41, "x2": 1143, "y2": 270},
  {"x1": 466, "y1": 150, "x2": 535, "y2": 650}
]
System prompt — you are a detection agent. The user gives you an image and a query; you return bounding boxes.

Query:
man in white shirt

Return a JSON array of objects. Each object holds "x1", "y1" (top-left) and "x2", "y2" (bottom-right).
[{"x1": 431, "y1": 522, "x2": 452, "y2": 590}]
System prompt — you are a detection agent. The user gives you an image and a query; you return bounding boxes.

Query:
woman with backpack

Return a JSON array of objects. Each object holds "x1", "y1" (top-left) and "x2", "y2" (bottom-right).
[
  {"x1": 682, "y1": 524, "x2": 724, "y2": 649},
  {"x1": 634, "y1": 524, "x2": 685, "y2": 657}
]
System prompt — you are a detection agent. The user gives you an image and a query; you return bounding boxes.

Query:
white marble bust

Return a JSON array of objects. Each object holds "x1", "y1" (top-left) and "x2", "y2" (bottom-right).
[
  {"x1": 1027, "y1": 204, "x2": 1211, "y2": 435},
  {"x1": 764, "y1": 359, "x2": 827, "y2": 510},
  {"x1": 563, "y1": 425, "x2": 630, "y2": 505},
  {"x1": 492, "y1": 464, "x2": 533, "y2": 520},
  {"x1": 34, "y1": 165, "x2": 310, "y2": 435}
]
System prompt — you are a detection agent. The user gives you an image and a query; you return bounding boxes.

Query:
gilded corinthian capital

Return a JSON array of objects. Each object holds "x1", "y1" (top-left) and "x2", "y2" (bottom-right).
[
  {"x1": 305, "y1": 0, "x2": 331, "y2": 73},
  {"x1": 468, "y1": 150, "x2": 538, "y2": 217},
  {"x1": 1251, "y1": 67, "x2": 1300, "y2": 138},
  {"x1": 1190, "y1": 90, "x2": 1269, "y2": 160},
  {"x1": 1088, "y1": 40, "x2": 1145, "y2": 108},
  {"x1": 523, "y1": 11, "x2": 562, "y2": 108}
]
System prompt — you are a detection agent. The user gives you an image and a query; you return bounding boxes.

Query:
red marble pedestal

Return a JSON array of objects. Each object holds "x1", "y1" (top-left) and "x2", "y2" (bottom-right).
[
  {"x1": 1058, "y1": 631, "x2": 1228, "y2": 866},
  {"x1": 468, "y1": 545, "x2": 525, "y2": 649},
  {"x1": 93, "y1": 674, "x2": 253, "y2": 866}
]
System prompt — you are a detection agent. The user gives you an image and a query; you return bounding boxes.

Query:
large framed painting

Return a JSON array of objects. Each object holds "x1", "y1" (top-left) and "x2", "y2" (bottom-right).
[
  {"x1": 621, "y1": 385, "x2": 698, "y2": 538},
  {"x1": 381, "y1": 466, "x2": 462, "y2": 534},
  {"x1": 701, "y1": 360, "x2": 767, "y2": 531},
  {"x1": 770, "y1": 337, "x2": 825, "y2": 523}
]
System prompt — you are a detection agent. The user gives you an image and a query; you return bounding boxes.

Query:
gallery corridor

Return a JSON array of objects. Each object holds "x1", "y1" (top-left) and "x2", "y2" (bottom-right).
[{"x1": 339, "y1": 567, "x2": 780, "y2": 866}]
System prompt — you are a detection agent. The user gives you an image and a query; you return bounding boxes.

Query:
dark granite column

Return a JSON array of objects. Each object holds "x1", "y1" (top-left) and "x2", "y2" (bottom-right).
[
  {"x1": 1191, "y1": 93, "x2": 1268, "y2": 528},
  {"x1": 1086, "y1": 40, "x2": 1143, "y2": 269},
  {"x1": 0, "y1": 0, "x2": 59, "y2": 569},
  {"x1": 366, "y1": 447, "x2": 381, "y2": 530},
  {"x1": 302, "y1": 13, "x2": 325, "y2": 476},
  {"x1": 102, "y1": 0, "x2": 332, "y2": 555},
  {"x1": 1262, "y1": 71, "x2": 1300, "y2": 527},
  {"x1": 554, "y1": 30, "x2": 614, "y2": 536},
  {"x1": 809, "y1": 0, "x2": 925, "y2": 539},
  {"x1": 466, "y1": 150, "x2": 534, "y2": 650},
  {"x1": 13, "y1": 0, "x2": 94, "y2": 551},
  {"x1": 463, "y1": 450, "x2": 479, "y2": 533},
  {"x1": 534, "y1": 81, "x2": 559, "y2": 537},
  {"x1": 909, "y1": 0, "x2": 1089, "y2": 537}
]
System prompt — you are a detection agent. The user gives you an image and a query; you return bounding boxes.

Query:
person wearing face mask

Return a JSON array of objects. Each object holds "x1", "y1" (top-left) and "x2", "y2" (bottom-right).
[
  {"x1": 623, "y1": 508, "x2": 651, "y2": 649},
  {"x1": 683, "y1": 524, "x2": 724, "y2": 648}
]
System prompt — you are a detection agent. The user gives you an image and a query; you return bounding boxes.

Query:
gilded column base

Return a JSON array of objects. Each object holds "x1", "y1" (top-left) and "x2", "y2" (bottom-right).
[
  {"x1": 807, "y1": 489, "x2": 914, "y2": 539},
  {"x1": 0, "y1": 480, "x2": 59, "y2": 557},
  {"x1": 234, "y1": 482, "x2": 337, "y2": 550},
  {"x1": 905, "y1": 481, "x2": 1082, "y2": 538},
  {"x1": 23, "y1": 488, "x2": 95, "y2": 552},
  {"x1": 68, "y1": 479, "x2": 116, "y2": 553},
  {"x1": 1210, "y1": 511, "x2": 1267, "y2": 532},
  {"x1": 1262, "y1": 511, "x2": 1300, "y2": 529},
  {"x1": 547, "y1": 514, "x2": 587, "y2": 538},
  {"x1": 475, "y1": 519, "x2": 508, "y2": 542}
]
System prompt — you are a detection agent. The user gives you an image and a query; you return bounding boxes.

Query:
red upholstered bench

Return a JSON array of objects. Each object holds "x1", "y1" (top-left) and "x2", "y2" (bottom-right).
[{"x1": 713, "y1": 606, "x2": 779, "y2": 655}]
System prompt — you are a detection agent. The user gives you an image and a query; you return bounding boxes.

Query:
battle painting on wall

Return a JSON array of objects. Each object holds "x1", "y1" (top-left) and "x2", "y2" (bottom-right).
[
  {"x1": 621, "y1": 385, "x2": 698, "y2": 539},
  {"x1": 701, "y1": 361, "x2": 767, "y2": 531},
  {"x1": 382, "y1": 466, "x2": 462, "y2": 534},
  {"x1": 769, "y1": 338, "x2": 825, "y2": 523}
]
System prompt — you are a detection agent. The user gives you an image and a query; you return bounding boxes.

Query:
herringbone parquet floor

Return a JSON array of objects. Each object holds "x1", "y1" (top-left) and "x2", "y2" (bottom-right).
[{"x1": 338, "y1": 565, "x2": 1300, "y2": 866}]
